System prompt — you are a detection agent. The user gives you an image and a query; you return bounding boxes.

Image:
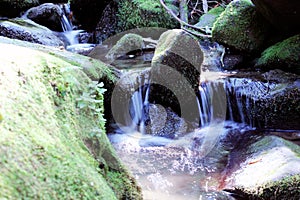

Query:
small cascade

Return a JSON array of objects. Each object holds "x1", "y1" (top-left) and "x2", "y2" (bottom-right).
[
  {"x1": 60, "y1": 3, "x2": 73, "y2": 31},
  {"x1": 128, "y1": 72, "x2": 150, "y2": 134},
  {"x1": 225, "y1": 78, "x2": 254, "y2": 126},
  {"x1": 196, "y1": 80, "x2": 227, "y2": 128},
  {"x1": 197, "y1": 83, "x2": 212, "y2": 127}
]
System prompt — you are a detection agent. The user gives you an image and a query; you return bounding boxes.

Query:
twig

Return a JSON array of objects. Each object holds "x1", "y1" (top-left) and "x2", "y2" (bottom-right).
[{"x1": 160, "y1": 0, "x2": 211, "y2": 37}]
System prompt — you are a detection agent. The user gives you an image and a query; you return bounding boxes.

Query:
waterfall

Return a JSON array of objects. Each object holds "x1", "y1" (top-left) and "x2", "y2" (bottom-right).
[
  {"x1": 196, "y1": 80, "x2": 227, "y2": 128},
  {"x1": 128, "y1": 72, "x2": 151, "y2": 134},
  {"x1": 60, "y1": 3, "x2": 73, "y2": 32},
  {"x1": 197, "y1": 83, "x2": 212, "y2": 127}
]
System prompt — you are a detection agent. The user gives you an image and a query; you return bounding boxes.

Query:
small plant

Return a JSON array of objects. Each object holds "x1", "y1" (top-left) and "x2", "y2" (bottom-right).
[{"x1": 77, "y1": 81, "x2": 107, "y2": 134}]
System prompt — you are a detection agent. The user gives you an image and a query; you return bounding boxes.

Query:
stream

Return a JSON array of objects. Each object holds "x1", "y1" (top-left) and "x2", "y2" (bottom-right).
[
  {"x1": 52, "y1": 5, "x2": 299, "y2": 199},
  {"x1": 100, "y1": 47, "x2": 300, "y2": 199}
]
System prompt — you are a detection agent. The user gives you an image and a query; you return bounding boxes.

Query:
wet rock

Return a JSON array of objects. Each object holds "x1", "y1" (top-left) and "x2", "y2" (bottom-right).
[
  {"x1": 106, "y1": 33, "x2": 144, "y2": 61},
  {"x1": 0, "y1": 0, "x2": 39, "y2": 18},
  {"x1": 23, "y1": 3, "x2": 65, "y2": 32},
  {"x1": 0, "y1": 18, "x2": 64, "y2": 46},
  {"x1": 225, "y1": 136, "x2": 300, "y2": 190},
  {"x1": 252, "y1": 0, "x2": 300, "y2": 34},
  {"x1": 151, "y1": 29, "x2": 203, "y2": 124},
  {"x1": 255, "y1": 34, "x2": 300, "y2": 75},
  {"x1": 212, "y1": 0, "x2": 270, "y2": 53},
  {"x1": 144, "y1": 104, "x2": 188, "y2": 139},
  {"x1": 226, "y1": 69, "x2": 300, "y2": 129}
]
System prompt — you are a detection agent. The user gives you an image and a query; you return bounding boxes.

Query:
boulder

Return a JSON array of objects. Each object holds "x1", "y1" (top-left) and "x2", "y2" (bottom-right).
[
  {"x1": 252, "y1": 0, "x2": 300, "y2": 34},
  {"x1": 255, "y1": 34, "x2": 300, "y2": 75},
  {"x1": 0, "y1": 37, "x2": 142, "y2": 200},
  {"x1": 212, "y1": 0, "x2": 270, "y2": 53},
  {"x1": 225, "y1": 136, "x2": 300, "y2": 199},
  {"x1": 226, "y1": 69, "x2": 300, "y2": 129},
  {"x1": 106, "y1": 33, "x2": 144, "y2": 61},
  {"x1": 0, "y1": 18, "x2": 64, "y2": 46},
  {"x1": 0, "y1": 0, "x2": 39, "y2": 18},
  {"x1": 95, "y1": 0, "x2": 178, "y2": 43},
  {"x1": 150, "y1": 29, "x2": 203, "y2": 124},
  {"x1": 70, "y1": 0, "x2": 110, "y2": 30},
  {"x1": 23, "y1": 3, "x2": 65, "y2": 32}
]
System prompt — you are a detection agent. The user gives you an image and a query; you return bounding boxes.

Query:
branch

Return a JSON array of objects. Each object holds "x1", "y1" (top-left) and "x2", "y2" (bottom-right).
[{"x1": 160, "y1": 0, "x2": 211, "y2": 38}]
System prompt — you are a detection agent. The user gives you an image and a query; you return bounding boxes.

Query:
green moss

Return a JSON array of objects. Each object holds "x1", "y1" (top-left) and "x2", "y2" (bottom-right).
[
  {"x1": 0, "y1": 41, "x2": 141, "y2": 199},
  {"x1": 212, "y1": 0, "x2": 269, "y2": 53},
  {"x1": 233, "y1": 174, "x2": 300, "y2": 199},
  {"x1": 106, "y1": 33, "x2": 144, "y2": 59},
  {"x1": 116, "y1": 0, "x2": 178, "y2": 32},
  {"x1": 256, "y1": 34, "x2": 300, "y2": 74}
]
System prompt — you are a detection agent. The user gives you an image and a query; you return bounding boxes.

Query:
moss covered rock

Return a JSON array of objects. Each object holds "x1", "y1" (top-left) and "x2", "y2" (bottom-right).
[
  {"x1": 225, "y1": 136, "x2": 300, "y2": 199},
  {"x1": 0, "y1": 37, "x2": 142, "y2": 199},
  {"x1": 150, "y1": 29, "x2": 203, "y2": 124},
  {"x1": 95, "y1": 0, "x2": 178, "y2": 43},
  {"x1": 0, "y1": 18, "x2": 64, "y2": 46},
  {"x1": 106, "y1": 33, "x2": 144, "y2": 60},
  {"x1": 255, "y1": 34, "x2": 300, "y2": 75},
  {"x1": 0, "y1": 0, "x2": 39, "y2": 17},
  {"x1": 212, "y1": 0, "x2": 270, "y2": 53}
]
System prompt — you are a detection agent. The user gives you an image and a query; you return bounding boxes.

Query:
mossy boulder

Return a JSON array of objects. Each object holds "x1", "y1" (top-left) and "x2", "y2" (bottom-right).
[
  {"x1": 0, "y1": 37, "x2": 142, "y2": 199},
  {"x1": 106, "y1": 33, "x2": 144, "y2": 61},
  {"x1": 212, "y1": 0, "x2": 270, "y2": 53},
  {"x1": 150, "y1": 29, "x2": 203, "y2": 124},
  {"x1": 195, "y1": 6, "x2": 225, "y2": 28},
  {"x1": 225, "y1": 136, "x2": 300, "y2": 199},
  {"x1": 255, "y1": 34, "x2": 300, "y2": 75},
  {"x1": 0, "y1": 18, "x2": 64, "y2": 46},
  {"x1": 95, "y1": 0, "x2": 178, "y2": 43},
  {"x1": 0, "y1": 0, "x2": 39, "y2": 17}
]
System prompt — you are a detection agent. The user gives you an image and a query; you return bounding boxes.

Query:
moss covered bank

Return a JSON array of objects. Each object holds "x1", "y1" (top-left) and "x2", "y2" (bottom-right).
[{"x1": 0, "y1": 37, "x2": 142, "y2": 199}]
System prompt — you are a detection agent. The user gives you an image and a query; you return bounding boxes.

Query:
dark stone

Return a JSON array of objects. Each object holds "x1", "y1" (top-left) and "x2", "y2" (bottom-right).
[
  {"x1": 252, "y1": 0, "x2": 300, "y2": 34},
  {"x1": 23, "y1": 3, "x2": 64, "y2": 32},
  {"x1": 94, "y1": 1, "x2": 118, "y2": 44},
  {"x1": 70, "y1": 0, "x2": 110, "y2": 31}
]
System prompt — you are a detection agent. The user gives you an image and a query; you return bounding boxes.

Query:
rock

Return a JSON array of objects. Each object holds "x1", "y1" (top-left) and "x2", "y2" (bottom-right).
[
  {"x1": 225, "y1": 136, "x2": 300, "y2": 190},
  {"x1": 252, "y1": 0, "x2": 300, "y2": 34},
  {"x1": 151, "y1": 29, "x2": 203, "y2": 124},
  {"x1": 94, "y1": 0, "x2": 178, "y2": 43},
  {"x1": 0, "y1": 18, "x2": 64, "y2": 46},
  {"x1": 0, "y1": 37, "x2": 142, "y2": 199},
  {"x1": 23, "y1": 3, "x2": 65, "y2": 32},
  {"x1": 226, "y1": 69, "x2": 300, "y2": 129},
  {"x1": 70, "y1": 0, "x2": 110, "y2": 30},
  {"x1": 255, "y1": 34, "x2": 300, "y2": 75},
  {"x1": 106, "y1": 33, "x2": 144, "y2": 61},
  {"x1": 0, "y1": 0, "x2": 39, "y2": 18},
  {"x1": 94, "y1": 1, "x2": 118, "y2": 43},
  {"x1": 212, "y1": 0, "x2": 270, "y2": 53},
  {"x1": 144, "y1": 104, "x2": 188, "y2": 139},
  {"x1": 195, "y1": 6, "x2": 225, "y2": 28}
]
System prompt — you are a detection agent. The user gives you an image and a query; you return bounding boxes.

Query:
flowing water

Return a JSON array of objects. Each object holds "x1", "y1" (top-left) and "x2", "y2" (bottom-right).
[{"x1": 106, "y1": 50, "x2": 300, "y2": 199}]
